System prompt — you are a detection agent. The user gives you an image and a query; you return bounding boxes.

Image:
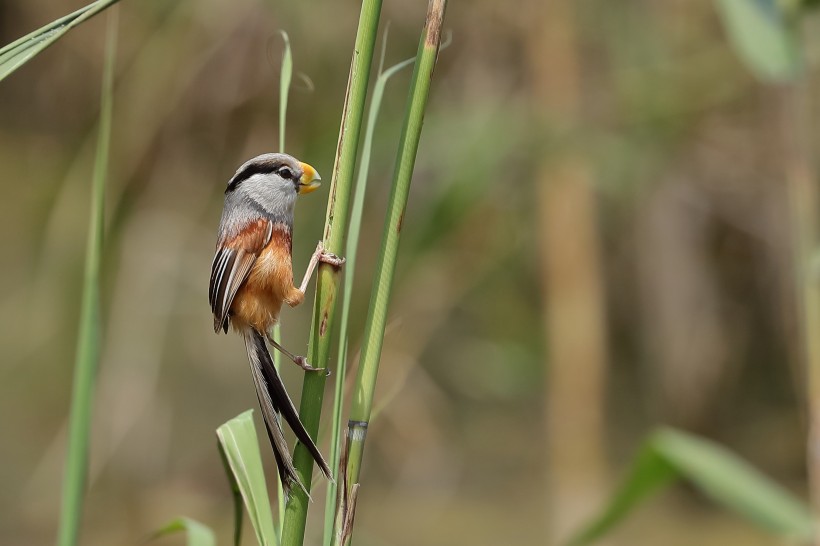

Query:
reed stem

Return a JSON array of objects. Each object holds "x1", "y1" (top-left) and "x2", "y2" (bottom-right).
[
  {"x1": 322, "y1": 33, "x2": 416, "y2": 545},
  {"x1": 56, "y1": 9, "x2": 117, "y2": 546},
  {"x1": 280, "y1": 1, "x2": 384, "y2": 544},
  {"x1": 333, "y1": 2, "x2": 447, "y2": 544}
]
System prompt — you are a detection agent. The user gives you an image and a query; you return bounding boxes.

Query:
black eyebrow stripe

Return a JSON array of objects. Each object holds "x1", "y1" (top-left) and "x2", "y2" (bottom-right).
[{"x1": 226, "y1": 161, "x2": 282, "y2": 192}]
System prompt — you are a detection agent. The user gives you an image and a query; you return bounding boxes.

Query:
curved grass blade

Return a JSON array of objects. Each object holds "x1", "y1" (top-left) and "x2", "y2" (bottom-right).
[
  {"x1": 569, "y1": 427, "x2": 814, "y2": 545},
  {"x1": 657, "y1": 429, "x2": 813, "y2": 537},
  {"x1": 217, "y1": 410, "x2": 278, "y2": 546},
  {"x1": 0, "y1": 0, "x2": 122, "y2": 83},
  {"x1": 56, "y1": 10, "x2": 118, "y2": 546},
  {"x1": 152, "y1": 517, "x2": 216, "y2": 546},
  {"x1": 566, "y1": 436, "x2": 678, "y2": 546}
]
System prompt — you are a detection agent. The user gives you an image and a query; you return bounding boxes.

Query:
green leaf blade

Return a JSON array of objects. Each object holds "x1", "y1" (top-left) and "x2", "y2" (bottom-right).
[
  {"x1": 0, "y1": 0, "x2": 122, "y2": 83},
  {"x1": 567, "y1": 439, "x2": 678, "y2": 546},
  {"x1": 654, "y1": 428, "x2": 814, "y2": 538},
  {"x1": 217, "y1": 410, "x2": 278, "y2": 546},
  {"x1": 153, "y1": 517, "x2": 216, "y2": 546},
  {"x1": 569, "y1": 428, "x2": 814, "y2": 545}
]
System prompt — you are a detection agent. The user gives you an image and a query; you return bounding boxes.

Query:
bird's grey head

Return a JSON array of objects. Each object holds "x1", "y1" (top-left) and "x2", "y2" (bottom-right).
[{"x1": 225, "y1": 153, "x2": 322, "y2": 220}]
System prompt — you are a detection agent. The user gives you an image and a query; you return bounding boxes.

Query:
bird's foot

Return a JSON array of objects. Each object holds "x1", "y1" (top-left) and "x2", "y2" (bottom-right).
[
  {"x1": 294, "y1": 355, "x2": 331, "y2": 376},
  {"x1": 314, "y1": 241, "x2": 345, "y2": 269}
]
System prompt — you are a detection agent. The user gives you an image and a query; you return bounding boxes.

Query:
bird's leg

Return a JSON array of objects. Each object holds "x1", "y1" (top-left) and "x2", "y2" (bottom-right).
[
  {"x1": 275, "y1": 242, "x2": 344, "y2": 373},
  {"x1": 296, "y1": 240, "x2": 345, "y2": 295},
  {"x1": 265, "y1": 333, "x2": 330, "y2": 375}
]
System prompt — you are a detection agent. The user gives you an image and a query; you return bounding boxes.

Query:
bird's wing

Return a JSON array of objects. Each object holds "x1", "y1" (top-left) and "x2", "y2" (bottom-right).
[{"x1": 209, "y1": 219, "x2": 273, "y2": 333}]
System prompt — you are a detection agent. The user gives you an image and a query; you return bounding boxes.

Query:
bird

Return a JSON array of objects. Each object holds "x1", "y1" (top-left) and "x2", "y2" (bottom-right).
[{"x1": 209, "y1": 152, "x2": 343, "y2": 494}]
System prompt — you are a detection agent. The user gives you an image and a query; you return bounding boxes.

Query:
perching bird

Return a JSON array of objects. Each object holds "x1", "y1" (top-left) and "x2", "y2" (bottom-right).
[{"x1": 209, "y1": 153, "x2": 342, "y2": 493}]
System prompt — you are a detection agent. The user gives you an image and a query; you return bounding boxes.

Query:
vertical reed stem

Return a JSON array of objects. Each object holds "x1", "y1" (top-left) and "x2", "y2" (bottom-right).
[
  {"x1": 280, "y1": 1, "x2": 383, "y2": 545},
  {"x1": 274, "y1": 29, "x2": 293, "y2": 536},
  {"x1": 56, "y1": 9, "x2": 117, "y2": 546},
  {"x1": 334, "y1": 2, "x2": 447, "y2": 544},
  {"x1": 322, "y1": 40, "x2": 417, "y2": 545}
]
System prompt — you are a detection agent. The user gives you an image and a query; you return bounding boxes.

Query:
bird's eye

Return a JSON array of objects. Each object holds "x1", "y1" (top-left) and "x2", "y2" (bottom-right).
[{"x1": 277, "y1": 167, "x2": 294, "y2": 180}]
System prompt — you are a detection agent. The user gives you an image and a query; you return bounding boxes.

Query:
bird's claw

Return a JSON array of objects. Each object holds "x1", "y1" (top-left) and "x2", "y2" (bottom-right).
[
  {"x1": 315, "y1": 241, "x2": 345, "y2": 268},
  {"x1": 320, "y1": 251, "x2": 345, "y2": 268},
  {"x1": 294, "y1": 355, "x2": 327, "y2": 374}
]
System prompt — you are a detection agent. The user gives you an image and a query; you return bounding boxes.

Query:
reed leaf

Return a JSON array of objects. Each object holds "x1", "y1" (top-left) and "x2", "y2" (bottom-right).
[
  {"x1": 152, "y1": 517, "x2": 216, "y2": 546},
  {"x1": 568, "y1": 428, "x2": 814, "y2": 545},
  {"x1": 216, "y1": 410, "x2": 279, "y2": 546},
  {"x1": 0, "y1": 0, "x2": 122, "y2": 83}
]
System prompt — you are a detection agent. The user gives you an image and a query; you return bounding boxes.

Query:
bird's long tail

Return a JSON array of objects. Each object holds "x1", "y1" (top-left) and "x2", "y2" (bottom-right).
[{"x1": 242, "y1": 327, "x2": 333, "y2": 494}]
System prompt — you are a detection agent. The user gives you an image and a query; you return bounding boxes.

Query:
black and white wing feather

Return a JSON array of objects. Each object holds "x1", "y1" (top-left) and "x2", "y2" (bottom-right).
[{"x1": 209, "y1": 219, "x2": 273, "y2": 332}]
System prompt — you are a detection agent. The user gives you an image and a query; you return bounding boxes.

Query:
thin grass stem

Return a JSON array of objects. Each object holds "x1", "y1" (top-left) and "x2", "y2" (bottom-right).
[
  {"x1": 55, "y1": 9, "x2": 117, "y2": 546},
  {"x1": 273, "y1": 28, "x2": 294, "y2": 538}
]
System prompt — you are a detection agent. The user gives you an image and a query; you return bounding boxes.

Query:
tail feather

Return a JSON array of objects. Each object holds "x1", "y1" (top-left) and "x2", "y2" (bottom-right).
[
  {"x1": 244, "y1": 330, "x2": 300, "y2": 493},
  {"x1": 242, "y1": 328, "x2": 333, "y2": 493},
  {"x1": 250, "y1": 382, "x2": 294, "y2": 494}
]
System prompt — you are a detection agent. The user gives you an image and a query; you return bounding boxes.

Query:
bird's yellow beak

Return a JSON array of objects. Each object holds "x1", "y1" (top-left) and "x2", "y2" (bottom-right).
[{"x1": 298, "y1": 162, "x2": 322, "y2": 194}]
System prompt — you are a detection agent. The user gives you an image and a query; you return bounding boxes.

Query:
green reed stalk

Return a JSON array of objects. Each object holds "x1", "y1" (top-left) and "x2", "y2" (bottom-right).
[
  {"x1": 333, "y1": 2, "x2": 447, "y2": 544},
  {"x1": 322, "y1": 32, "x2": 417, "y2": 545},
  {"x1": 56, "y1": 9, "x2": 117, "y2": 546},
  {"x1": 280, "y1": 1, "x2": 383, "y2": 545},
  {"x1": 273, "y1": 29, "x2": 293, "y2": 538}
]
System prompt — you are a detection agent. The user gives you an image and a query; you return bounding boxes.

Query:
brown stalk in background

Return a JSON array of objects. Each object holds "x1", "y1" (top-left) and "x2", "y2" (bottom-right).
[
  {"x1": 528, "y1": 0, "x2": 610, "y2": 543},
  {"x1": 780, "y1": 32, "x2": 820, "y2": 545}
]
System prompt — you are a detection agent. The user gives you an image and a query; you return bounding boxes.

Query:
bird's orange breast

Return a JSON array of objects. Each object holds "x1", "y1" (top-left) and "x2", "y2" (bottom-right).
[{"x1": 230, "y1": 228, "x2": 294, "y2": 333}]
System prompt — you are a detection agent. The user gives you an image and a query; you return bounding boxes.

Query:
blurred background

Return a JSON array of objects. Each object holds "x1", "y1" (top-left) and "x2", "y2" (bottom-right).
[{"x1": 1, "y1": 0, "x2": 819, "y2": 545}]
